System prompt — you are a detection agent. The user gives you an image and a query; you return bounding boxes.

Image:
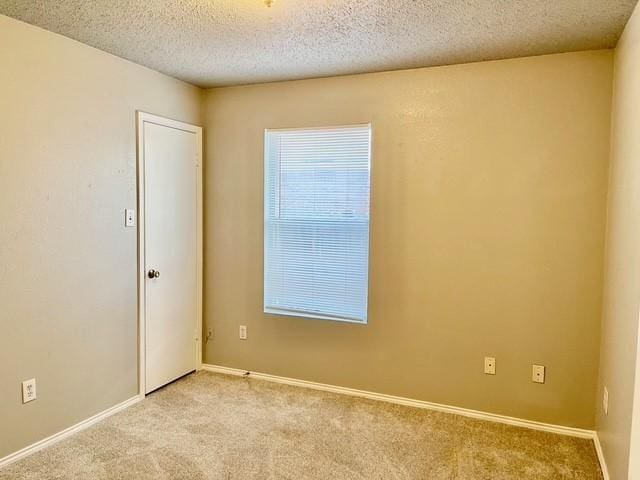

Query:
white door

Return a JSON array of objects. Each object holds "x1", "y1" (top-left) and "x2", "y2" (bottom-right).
[{"x1": 138, "y1": 112, "x2": 202, "y2": 394}]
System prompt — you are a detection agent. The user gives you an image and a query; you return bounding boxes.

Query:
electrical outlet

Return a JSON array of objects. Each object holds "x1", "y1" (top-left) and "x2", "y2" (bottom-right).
[
  {"x1": 484, "y1": 357, "x2": 496, "y2": 375},
  {"x1": 125, "y1": 209, "x2": 136, "y2": 227},
  {"x1": 603, "y1": 387, "x2": 609, "y2": 415},
  {"x1": 239, "y1": 325, "x2": 247, "y2": 340},
  {"x1": 22, "y1": 379, "x2": 36, "y2": 403},
  {"x1": 206, "y1": 327, "x2": 213, "y2": 343},
  {"x1": 532, "y1": 364, "x2": 545, "y2": 384}
]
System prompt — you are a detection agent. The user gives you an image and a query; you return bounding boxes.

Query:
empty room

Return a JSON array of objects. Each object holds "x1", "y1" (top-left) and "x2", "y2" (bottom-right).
[{"x1": 2, "y1": 0, "x2": 640, "y2": 478}]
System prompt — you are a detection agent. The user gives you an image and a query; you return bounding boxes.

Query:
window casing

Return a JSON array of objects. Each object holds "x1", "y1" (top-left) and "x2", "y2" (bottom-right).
[{"x1": 264, "y1": 125, "x2": 371, "y2": 323}]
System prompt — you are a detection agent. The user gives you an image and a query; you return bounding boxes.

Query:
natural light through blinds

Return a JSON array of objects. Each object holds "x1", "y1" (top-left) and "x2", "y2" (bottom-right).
[{"x1": 264, "y1": 125, "x2": 371, "y2": 323}]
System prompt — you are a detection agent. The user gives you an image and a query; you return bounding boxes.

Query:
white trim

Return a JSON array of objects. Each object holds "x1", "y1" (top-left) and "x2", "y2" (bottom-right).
[
  {"x1": 264, "y1": 123, "x2": 371, "y2": 133},
  {"x1": 136, "y1": 112, "x2": 203, "y2": 396},
  {"x1": 203, "y1": 363, "x2": 609, "y2": 477},
  {"x1": 0, "y1": 396, "x2": 140, "y2": 469},
  {"x1": 264, "y1": 307, "x2": 367, "y2": 324},
  {"x1": 201, "y1": 364, "x2": 595, "y2": 439},
  {"x1": 593, "y1": 432, "x2": 610, "y2": 480},
  {"x1": 0, "y1": 370, "x2": 608, "y2": 478}
]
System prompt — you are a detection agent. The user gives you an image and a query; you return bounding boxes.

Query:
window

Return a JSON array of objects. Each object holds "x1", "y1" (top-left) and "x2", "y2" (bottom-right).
[{"x1": 264, "y1": 124, "x2": 371, "y2": 324}]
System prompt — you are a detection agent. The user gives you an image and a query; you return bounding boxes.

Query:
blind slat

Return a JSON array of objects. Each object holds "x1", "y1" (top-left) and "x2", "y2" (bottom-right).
[{"x1": 264, "y1": 125, "x2": 371, "y2": 323}]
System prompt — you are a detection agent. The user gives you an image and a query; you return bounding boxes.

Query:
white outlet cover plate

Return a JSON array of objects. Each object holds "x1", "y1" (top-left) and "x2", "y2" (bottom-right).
[
  {"x1": 484, "y1": 357, "x2": 496, "y2": 375},
  {"x1": 239, "y1": 325, "x2": 247, "y2": 340},
  {"x1": 22, "y1": 378, "x2": 37, "y2": 403},
  {"x1": 125, "y1": 209, "x2": 136, "y2": 227},
  {"x1": 532, "y1": 365, "x2": 546, "y2": 383}
]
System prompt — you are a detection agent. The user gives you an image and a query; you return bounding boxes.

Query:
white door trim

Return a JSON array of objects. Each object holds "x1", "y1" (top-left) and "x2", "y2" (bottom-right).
[{"x1": 136, "y1": 111, "x2": 203, "y2": 398}]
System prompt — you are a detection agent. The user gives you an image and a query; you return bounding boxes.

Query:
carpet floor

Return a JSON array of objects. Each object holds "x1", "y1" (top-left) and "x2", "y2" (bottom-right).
[{"x1": 0, "y1": 371, "x2": 603, "y2": 479}]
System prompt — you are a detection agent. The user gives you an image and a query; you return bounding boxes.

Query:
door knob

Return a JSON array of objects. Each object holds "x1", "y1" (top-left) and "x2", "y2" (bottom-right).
[{"x1": 148, "y1": 269, "x2": 160, "y2": 279}]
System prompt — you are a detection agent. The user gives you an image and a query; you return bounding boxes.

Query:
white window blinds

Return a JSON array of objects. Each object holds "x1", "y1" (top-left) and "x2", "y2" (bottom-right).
[{"x1": 264, "y1": 125, "x2": 371, "y2": 323}]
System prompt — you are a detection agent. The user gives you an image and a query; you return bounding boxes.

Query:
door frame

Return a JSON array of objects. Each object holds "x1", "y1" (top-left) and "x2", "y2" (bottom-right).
[{"x1": 136, "y1": 111, "x2": 203, "y2": 398}]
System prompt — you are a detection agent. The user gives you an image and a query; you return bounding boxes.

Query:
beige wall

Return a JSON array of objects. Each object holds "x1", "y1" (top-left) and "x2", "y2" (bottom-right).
[
  {"x1": 0, "y1": 10, "x2": 618, "y2": 463},
  {"x1": 596, "y1": 3, "x2": 640, "y2": 478},
  {"x1": 203, "y1": 50, "x2": 612, "y2": 429},
  {"x1": 0, "y1": 15, "x2": 201, "y2": 459}
]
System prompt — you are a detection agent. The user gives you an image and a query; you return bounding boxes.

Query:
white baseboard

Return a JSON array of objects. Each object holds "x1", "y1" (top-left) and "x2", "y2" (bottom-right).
[
  {"x1": 0, "y1": 367, "x2": 609, "y2": 480},
  {"x1": 0, "y1": 395, "x2": 141, "y2": 469},
  {"x1": 202, "y1": 363, "x2": 594, "y2": 438},
  {"x1": 205, "y1": 364, "x2": 610, "y2": 479},
  {"x1": 203, "y1": 364, "x2": 611, "y2": 476},
  {"x1": 593, "y1": 432, "x2": 610, "y2": 480}
]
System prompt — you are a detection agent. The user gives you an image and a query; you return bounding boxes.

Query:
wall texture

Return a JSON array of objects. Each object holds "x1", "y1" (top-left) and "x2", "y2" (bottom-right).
[
  {"x1": 203, "y1": 50, "x2": 612, "y2": 429},
  {"x1": 596, "y1": 2, "x2": 640, "y2": 478},
  {"x1": 0, "y1": 15, "x2": 201, "y2": 459}
]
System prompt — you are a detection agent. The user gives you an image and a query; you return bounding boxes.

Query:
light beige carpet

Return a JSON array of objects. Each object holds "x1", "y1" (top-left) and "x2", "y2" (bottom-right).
[{"x1": 0, "y1": 371, "x2": 602, "y2": 479}]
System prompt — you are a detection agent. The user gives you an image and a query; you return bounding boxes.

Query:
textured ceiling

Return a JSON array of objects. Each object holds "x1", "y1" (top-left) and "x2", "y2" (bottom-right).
[{"x1": 0, "y1": 0, "x2": 637, "y2": 87}]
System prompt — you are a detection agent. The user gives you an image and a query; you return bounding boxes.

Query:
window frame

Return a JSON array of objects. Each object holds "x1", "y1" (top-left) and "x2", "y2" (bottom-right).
[{"x1": 263, "y1": 123, "x2": 373, "y2": 325}]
